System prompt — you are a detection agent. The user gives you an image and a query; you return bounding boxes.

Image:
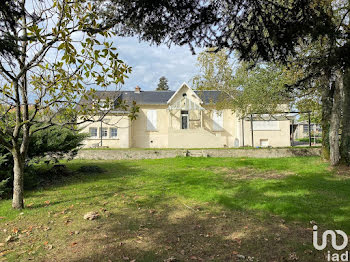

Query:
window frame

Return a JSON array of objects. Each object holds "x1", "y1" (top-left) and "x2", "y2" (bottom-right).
[
  {"x1": 100, "y1": 127, "x2": 108, "y2": 138},
  {"x1": 110, "y1": 127, "x2": 118, "y2": 138},
  {"x1": 89, "y1": 127, "x2": 98, "y2": 138},
  {"x1": 181, "y1": 110, "x2": 189, "y2": 129}
]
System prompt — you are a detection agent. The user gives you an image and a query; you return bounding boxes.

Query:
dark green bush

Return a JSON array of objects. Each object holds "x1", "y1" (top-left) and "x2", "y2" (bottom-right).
[{"x1": 0, "y1": 126, "x2": 86, "y2": 199}]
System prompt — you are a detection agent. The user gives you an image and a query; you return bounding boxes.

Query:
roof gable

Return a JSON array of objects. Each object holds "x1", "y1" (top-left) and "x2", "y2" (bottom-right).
[{"x1": 167, "y1": 82, "x2": 203, "y2": 104}]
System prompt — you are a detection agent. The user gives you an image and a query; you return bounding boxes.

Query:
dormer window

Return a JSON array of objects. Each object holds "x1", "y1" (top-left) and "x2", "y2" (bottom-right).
[{"x1": 93, "y1": 99, "x2": 112, "y2": 111}]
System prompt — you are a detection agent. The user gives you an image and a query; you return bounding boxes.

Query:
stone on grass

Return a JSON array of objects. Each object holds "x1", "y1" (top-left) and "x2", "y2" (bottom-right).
[
  {"x1": 5, "y1": 235, "x2": 17, "y2": 243},
  {"x1": 164, "y1": 257, "x2": 177, "y2": 262},
  {"x1": 236, "y1": 254, "x2": 245, "y2": 260},
  {"x1": 83, "y1": 211, "x2": 99, "y2": 220}
]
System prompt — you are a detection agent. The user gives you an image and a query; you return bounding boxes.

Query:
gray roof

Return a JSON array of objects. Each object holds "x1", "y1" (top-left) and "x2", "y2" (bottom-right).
[
  {"x1": 91, "y1": 90, "x2": 223, "y2": 105},
  {"x1": 77, "y1": 89, "x2": 224, "y2": 112}
]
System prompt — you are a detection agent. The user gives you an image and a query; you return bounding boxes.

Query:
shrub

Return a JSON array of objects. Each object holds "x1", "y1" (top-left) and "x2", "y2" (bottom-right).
[{"x1": 0, "y1": 126, "x2": 86, "y2": 199}]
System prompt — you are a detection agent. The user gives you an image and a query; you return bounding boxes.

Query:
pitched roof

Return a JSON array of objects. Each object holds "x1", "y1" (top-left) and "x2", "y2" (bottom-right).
[
  {"x1": 77, "y1": 82, "x2": 225, "y2": 113},
  {"x1": 91, "y1": 90, "x2": 223, "y2": 105}
]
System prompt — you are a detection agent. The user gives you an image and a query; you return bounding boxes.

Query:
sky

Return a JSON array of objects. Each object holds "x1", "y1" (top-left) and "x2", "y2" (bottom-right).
[{"x1": 113, "y1": 37, "x2": 202, "y2": 91}]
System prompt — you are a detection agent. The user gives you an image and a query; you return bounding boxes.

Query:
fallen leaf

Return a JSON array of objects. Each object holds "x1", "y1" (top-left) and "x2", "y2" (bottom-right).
[
  {"x1": 0, "y1": 250, "x2": 11, "y2": 257},
  {"x1": 71, "y1": 242, "x2": 78, "y2": 247},
  {"x1": 44, "y1": 200, "x2": 50, "y2": 205},
  {"x1": 83, "y1": 211, "x2": 99, "y2": 220},
  {"x1": 5, "y1": 235, "x2": 17, "y2": 243},
  {"x1": 164, "y1": 257, "x2": 177, "y2": 262}
]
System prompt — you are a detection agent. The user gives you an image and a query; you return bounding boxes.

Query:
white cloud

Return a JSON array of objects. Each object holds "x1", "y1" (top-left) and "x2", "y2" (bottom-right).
[{"x1": 112, "y1": 37, "x2": 202, "y2": 91}]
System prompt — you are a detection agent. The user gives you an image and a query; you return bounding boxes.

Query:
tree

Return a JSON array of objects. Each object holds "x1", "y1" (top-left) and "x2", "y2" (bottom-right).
[
  {"x1": 192, "y1": 48, "x2": 233, "y2": 91},
  {"x1": 193, "y1": 49, "x2": 295, "y2": 116},
  {"x1": 0, "y1": 0, "x2": 132, "y2": 209},
  {"x1": 341, "y1": 69, "x2": 350, "y2": 164},
  {"x1": 329, "y1": 71, "x2": 343, "y2": 165},
  {"x1": 0, "y1": 1, "x2": 22, "y2": 57},
  {"x1": 156, "y1": 76, "x2": 169, "y2": 91},
  {"x1": 99, "y1": 0, "x2": 332, "y2": 60}
]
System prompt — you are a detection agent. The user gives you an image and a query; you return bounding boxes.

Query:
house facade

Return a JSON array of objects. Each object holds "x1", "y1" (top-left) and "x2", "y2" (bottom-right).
[
  {"x1": 79, "y1": 83, "x2": 292, "y2": 148},
  {"x1": 293, "y1": 120, "x2": 322, "y2": 139}
]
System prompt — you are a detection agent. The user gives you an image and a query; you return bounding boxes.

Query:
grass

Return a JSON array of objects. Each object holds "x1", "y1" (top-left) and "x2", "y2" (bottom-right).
[
  {"x1": 296, "y1": 137, "x2": 322, "y2": 143},
  {"x1": 81, "y1": 146, "x2": 321, "y2": 150},
  {"x1": 0, "y1": 157, "x2": 349, "y2": 261}
]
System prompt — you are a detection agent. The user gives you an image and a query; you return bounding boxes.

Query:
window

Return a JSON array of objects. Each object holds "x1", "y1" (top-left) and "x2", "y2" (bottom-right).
[
  {"x1": 253, "y1": 121, "x2": 279, "y2": 130},
  {"x1": 89, "y1": 127, "x2": 98, "y2": 138},
  {"x1": 92, "y1": 99, "x2": 113, "y2": 111},
  {"x1": 213, "y1": 110, "x2": 223, "y2": 131},
  {"x1": 303, "y1": 124, "x2": 309, "y2": 133},
  {"x1": 181, "y1": 110, "x2": 188, "y2": 129},
  {"x1": 100, "y1": 127, "x2": 108, "y2": 137},
  {"x1": 147, "y1": 110, "x2": 157, "y2": 131},
  {"x1": 110, "y1": 128, "x2": 118, "y2": 138},
  {"x1": 260, "y1": 139, "x2": 269, "y2": 147}
]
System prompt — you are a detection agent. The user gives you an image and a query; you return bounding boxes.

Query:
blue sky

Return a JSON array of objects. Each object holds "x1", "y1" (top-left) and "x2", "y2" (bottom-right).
[{"x1": 114, "y1": 37, "x2": 202, "y2": 91}]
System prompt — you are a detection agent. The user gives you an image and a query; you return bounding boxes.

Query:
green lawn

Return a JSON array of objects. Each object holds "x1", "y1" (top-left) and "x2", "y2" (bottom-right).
[{"x1": 0, "y1": 157, "x2": 349, "y2": 261}]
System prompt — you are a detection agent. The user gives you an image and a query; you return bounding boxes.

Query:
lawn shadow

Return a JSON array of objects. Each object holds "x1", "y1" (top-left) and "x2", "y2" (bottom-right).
[{"x1": 64, "y1": 205, "x2": 323, "y2": 262}]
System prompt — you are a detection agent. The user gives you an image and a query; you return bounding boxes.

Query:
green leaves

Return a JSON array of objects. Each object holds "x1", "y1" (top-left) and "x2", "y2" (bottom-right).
[
  {"x1": 193, "y1": 48, "x2": 296, "y2": 115},
  {"x1": 0, "y1": 0, "x2": 133, "y2": 156}
]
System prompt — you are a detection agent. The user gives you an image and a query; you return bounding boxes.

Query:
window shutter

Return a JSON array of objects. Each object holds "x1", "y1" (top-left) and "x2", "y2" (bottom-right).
[
  {"x1": 153, "y1": 110, "x2": 157, "y2": 130},
  {"x1": 147, "y1": 110, "x2": 157, "y2": 131},
  {"x1": 213, "y1": 110, "x2": 223, "y2": 131}
]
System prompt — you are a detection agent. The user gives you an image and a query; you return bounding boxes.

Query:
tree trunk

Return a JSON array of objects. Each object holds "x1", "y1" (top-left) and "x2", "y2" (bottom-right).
[
  {"x1": 341, "y1": 68, "x2": 350, "y2": 164},
  {"x1": 12, "y1": 151, "x2": 24, "y2": 209},
  {"x1": 321, "y1": 75, "x2": 333, "y2": 160},
  {"x1": 329, "y1": 71, "x2": 343, "y2": 166},
  {"x1": 10, "y1": 0, "x2": 29, "y2": 210}
]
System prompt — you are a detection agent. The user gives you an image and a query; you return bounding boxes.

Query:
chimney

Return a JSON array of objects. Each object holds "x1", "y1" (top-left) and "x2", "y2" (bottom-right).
[{"x1": 135, "y1": 86, "x2": 141, "y2": 93}]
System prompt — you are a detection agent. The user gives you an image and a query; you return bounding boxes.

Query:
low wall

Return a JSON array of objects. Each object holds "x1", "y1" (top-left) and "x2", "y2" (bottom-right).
[{"x1": 75, "y1": 147, "x2": 321, "y2": 160}]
